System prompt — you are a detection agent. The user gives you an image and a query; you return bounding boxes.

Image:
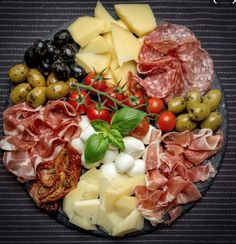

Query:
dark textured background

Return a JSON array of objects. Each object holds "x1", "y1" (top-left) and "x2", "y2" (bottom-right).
[{"x1": 0, "y1": 0, "x2": 236, "y2": 243}]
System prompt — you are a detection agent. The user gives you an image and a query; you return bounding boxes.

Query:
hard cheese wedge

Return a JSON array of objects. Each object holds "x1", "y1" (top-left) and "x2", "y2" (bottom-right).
[
  {"x1": 114, "y1": 4, "x2": 156, "y2": 37},
  {"x1": 111, "y1": 23, "x2": 141, "y2": 66},
  {"x1": 70, "y1": 213, "x2": 97, "y2": 230},
  {"x1": 94, "y1": 1, "x2": 116, "y2": 23},
  {"x1": 68, "y1": 16, "x2": 105, "y2": 47},
  {"x1": 80, "y1": 168, "x2": 102, "y2": 186},
  {"x1": 79, "y1": 35, "x2": 110, "y2": 54},
  {"x1": 75, "y1": 52, "x2": 111, "y2": 73},
  {"x1": 115, "y1": 196, "x2": 138, "y2": 218}
]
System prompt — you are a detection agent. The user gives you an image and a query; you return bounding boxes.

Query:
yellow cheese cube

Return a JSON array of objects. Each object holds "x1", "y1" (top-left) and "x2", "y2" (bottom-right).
[
  {"x1": 70, "y1": 212, "x2": 97, "y2": 230},
  {"x1": 94, "y1": 1, "x2": 116, "y2": 23},
  {"x1": 68, "y1": 16, "x2": 105, "y2": 47},
  {"x1": 75, "y1": 52, "x2": 111, "y2": 73},
  {"x1": 99, "y1": 176, "x2": 110, "y2": 202},
  {"x1": 113, "y1": 61, "x2": 137, "y2": 89},
  {"x1": 111, "y1": 23, "x2": 141, "y2": 66},
  {"x1": 114, "y1": 4, "x2": 156, "y2": 37},
  {"x1": 96, "y1": 205, "x2": 123, "y2": 235},
  {"x1": 112, "y1": 209, "x2": 144, "y2": 237},
  {"x1": 73, "y1": 199, "x2": 100, "y2": 225},
  {"x1": 115, "y1": 196, "x2": 138, "y2": 218},
  {"x1": 79, "y1": 35, "x2": 110, "y2": 54},
  {"x1": 80, "y1": 168, "x2": 102, "y2": 186}
]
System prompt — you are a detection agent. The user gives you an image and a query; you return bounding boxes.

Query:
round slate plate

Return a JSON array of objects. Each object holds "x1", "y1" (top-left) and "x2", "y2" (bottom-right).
[{"x1": 5, "y1": 13, "x2": 228, "y2": 238}]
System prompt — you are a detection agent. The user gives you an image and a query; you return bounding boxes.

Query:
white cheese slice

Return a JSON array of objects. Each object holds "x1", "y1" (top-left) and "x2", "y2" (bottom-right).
[
  {"x1": 114, "y1": 4, "x2": 156, "y2": 37},
  {"x1": 68, "y1": 16, "x2": 105, "y2": 47},
  {"x1": 75, "y1": 52, "x2": 111, "y2": 73},
  {"x1": 94, "y1": 1, "x2": 116, "y2": 23},
  {"x1": 111, "y1": 23, "x2": 141, "y2": 66}
]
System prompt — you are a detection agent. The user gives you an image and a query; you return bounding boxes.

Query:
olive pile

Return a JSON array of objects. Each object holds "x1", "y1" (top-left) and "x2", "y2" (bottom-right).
[
  {"x1": 8, "y1": 64, "x2": 80, "y2": 108},
  {"x1": 24, "y1": 29, "x2": 86, "y2": 80},
  {"x1": 167, "y1": 88, "x2": 222, "y2": 131}
]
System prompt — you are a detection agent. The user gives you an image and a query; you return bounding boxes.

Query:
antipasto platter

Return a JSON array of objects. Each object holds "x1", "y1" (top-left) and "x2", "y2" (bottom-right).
[{"x1": 0, "y1": 1, "x2": 227, "y2": 238}]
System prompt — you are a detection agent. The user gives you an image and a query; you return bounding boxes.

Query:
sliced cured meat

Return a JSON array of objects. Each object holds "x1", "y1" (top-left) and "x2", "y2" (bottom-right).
[
  {"x1": 138, "y1": 42, "x2": 163, "y2": 62},
  {"x1": 146, "y1": 169, "x2": 168, "y2": 191},
  {"x1": 0, "y1": 101, "x2": 81, "y2": 181}
]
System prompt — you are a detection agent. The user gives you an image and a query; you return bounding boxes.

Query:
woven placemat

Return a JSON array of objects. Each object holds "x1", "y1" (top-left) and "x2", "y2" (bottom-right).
[{"x1": 0, "y1": 0, "x2": 236, "y2": 243}]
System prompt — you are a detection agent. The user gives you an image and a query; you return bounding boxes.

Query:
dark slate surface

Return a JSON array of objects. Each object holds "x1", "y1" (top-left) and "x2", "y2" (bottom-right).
[{"x1": 0, "y1": 0, "x2": 236, "y2": 243}]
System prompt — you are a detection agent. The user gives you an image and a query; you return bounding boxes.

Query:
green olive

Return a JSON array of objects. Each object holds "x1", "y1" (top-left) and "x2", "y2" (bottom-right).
[
  {"x1": 45, "y1": 81, "x2": 69, "y2": 100},
  {"x1": 188, "y1": 102, "x2": 210, "y2": 121},
  {"x1": 202, "y1": 89, "x2": 222, "y2": 112},
  {"x1": 175, "y1": 113, "x2": 197, "y2": 132},
  {"x1": 8, "y1": 64, "x2": 28, "y2": 84},
  {"x1": 186, "y1": 88, "x2": 201, "y2": 112},
  {"x1": 10, "y1": 83, "x2": 32, "y2": 104},
  {"x1": 46, "y1": 72, "x2": 59, "y2": 86},
  {"x1": 66, "y1": 77, "x2": 78, "y2": 92},
  {"x1": 200, "y1": 112, "x2": 222, "y2": 131},
  {"x1": 26, "y1": 87, "x2": 47, "y2": 108},
  {"x1": 27, "y1": 68, "x2": 46, "y2": 87},
  {"x1": 167, "y1": 97, "x2": 186, "y2": 114}
]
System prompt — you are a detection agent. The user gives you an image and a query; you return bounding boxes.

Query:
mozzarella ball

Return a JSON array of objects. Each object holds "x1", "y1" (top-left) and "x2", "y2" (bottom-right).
[
  {"x1": 71, "y1": 137, "x2": 84, "y2": 154},
  {"x1": 101, "y1": 149, "x2": 119, "y2": 164},
  {"x1": 115, "y1": 152, "x2": 134, "y2": 173},
  {"x1": 80, "y1": 125, "x2": 95, "y2": 142},
  {"x1": 123, "y1": 136, "x2": 145, "y2": 158},
  {"x1": 81, "y1": 153, "x2": 101, "y2": 169},
  {"x1": 100, "y1": 163, "x2": 119, "y2": 181},
  {"x1": 79, "y1": 115, "x2": 90, "y2": 130},
  {"x1": 127, "y1": 159, "x2": 145, "y2": 176}
]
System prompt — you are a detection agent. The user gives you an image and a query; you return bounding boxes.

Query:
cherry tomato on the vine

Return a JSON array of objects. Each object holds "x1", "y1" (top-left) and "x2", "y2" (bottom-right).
[
  {"x1": 102, "y1": 86, "x2": 125, "y2": 108},
  {"x1": 147, "y1": 97, "x2": 164, "y2": 114},
  {"x1": 124, "y1": 91, "x2": 146, "y2": 110},
  {"x1": 84, "y1": 71, "x2": 107, "y2": 93},
  {"x1": 157, "y1": 111, "x2": 176, "y2": 132},
  {"x1": 131, "y1": 118, "x2": 150, "y2": 139},
  {"x1": 68, "y1": 90, "x2": 91, "y2": 114},
  {"x1": 86, "y1": 103, "x2": 110, "y2": 122}
]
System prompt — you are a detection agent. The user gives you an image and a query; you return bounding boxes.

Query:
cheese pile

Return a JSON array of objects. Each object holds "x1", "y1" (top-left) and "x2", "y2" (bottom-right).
[{"x1": 68, "y1": 1, "x2": 156, "y2": 89}]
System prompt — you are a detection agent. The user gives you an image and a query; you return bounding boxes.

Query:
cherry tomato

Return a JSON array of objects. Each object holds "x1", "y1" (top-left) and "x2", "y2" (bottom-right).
[
  {"x1": 147, "y1": 97, "x2": 164, "y2": 114},
  {"x1": 102, "y1": 86, "x2": 125, "y2": 108},
  {"x1": 86, "y1": 103, "x2": 110, "y2": 122},
  {"x1": 124, "y1": 91, "x2": 146, "y2": 110},
  {"x1": 68, "y1": 90, "x2": 91, "y2": 114},
  {"x1": 157, "y1": 111, "x2": 176, "y2": 132},
  {"x1": 84, "y1": 71, "x2": 107, "y2": 93},
  {"x1": 131, "y1": 118, "x2": 149, "y2": 139}
]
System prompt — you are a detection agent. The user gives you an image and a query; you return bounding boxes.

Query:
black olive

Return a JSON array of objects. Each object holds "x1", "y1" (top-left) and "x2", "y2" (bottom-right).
[
  {"x1": 70, "y1": 42, "x2": 80, "y2": 53},
  {"x1": 54, "y1": 30, "x2": 73, "y2": 48},
  {"x1": 61, "y1": 44, "x2": 76, "y2": 64},
  {"x1": 24, "y1": 46, "x2": 39, "y2": 68},
  {"x1": 44, "y1": 39, "x2": 56, "y2": 62},
  {"x1": 52, "y1": 61, "x2": 71, "y2": 80},
  {"x1": 70, "y1": 63, "x2": 86, "y2": 80},
  {"x1": 33, "y1": 39, "x2": 47, "y2": 59},
  {"x1": 40, "y1": 58, "x2": 51, "y2": 76}
]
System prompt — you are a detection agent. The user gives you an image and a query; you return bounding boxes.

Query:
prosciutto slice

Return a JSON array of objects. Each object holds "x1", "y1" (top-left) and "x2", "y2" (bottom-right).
[
  {"x1": 0, "y1": 101, "x2": 81, "y2": 181},
  {"x1": 134, "y1": 129, "x2": 223, "y2": 225}
]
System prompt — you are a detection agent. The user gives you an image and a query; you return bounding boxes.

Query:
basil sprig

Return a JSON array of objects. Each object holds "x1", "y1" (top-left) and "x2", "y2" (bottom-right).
[{"x1": 84, "y1": 107, "x2": 146, "y2": 164}]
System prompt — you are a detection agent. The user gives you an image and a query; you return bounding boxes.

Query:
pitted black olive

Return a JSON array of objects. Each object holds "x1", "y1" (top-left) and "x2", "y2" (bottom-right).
[
  {"x1": 33, "y1": 39, "x2": 47, "y2": 59},
  {"x1": 40, "y1": 59, "x2": 51, "y2": 76},
  {"x1": 24, "y1": 46, "x2": 39, "y2": 68},
  {"x1": 53, "y1": 30, "x2": 73, "y2": 48},
  {"x1": 61, "y1": 45, "x2": 76, "y2": 64},
  {"x1": 70, "y1": 63, "x2": 86, "y2": 80},
  {"x1": 52, "y1": 61, "x2": 71, "y2": 81}
]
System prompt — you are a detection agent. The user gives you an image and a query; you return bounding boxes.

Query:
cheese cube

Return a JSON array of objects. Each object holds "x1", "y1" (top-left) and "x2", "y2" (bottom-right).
[
  {"x1": 79, "y1": 35, "x2": 110, "y2": 54},
  {"x1": 112, "y1": 209, "x2": 144, "y2": 237},
  {"x1": 94, "y1": 1, "x2": 116, "y2": 23},
  {"x1": 73, "y1": 199, "x2": 100, "y2": 225},
  {"x1": 68, "y1": 16, "x2": 105, "y2": 47},
  {"x1": 99, "y1": 176, "x2": 110, "y2": 202},
  {"x1": 96, "y1": 205, "x2": 123, "y2": 235},
  {"x1": 75, "y1": 52, "x2": 111, "y2": 73},
  {"x1": 113, "y1": 61, "x2": 137, "y2": 89},
  {"x1": 80, "y1": 168, "x2": 102, "y2": 186},
  {"x1": 70, "y1": 212, "x2": 97, "y2": 230},
  {"x1": 111, "y1": 23, "x2": 141, "y2": 66},
  {"x1": 115, "y1": 196, "x2": 138, "y2": 218},
  {"x1": 114, "y1": 4, "x2": 156, "y2": 37}
]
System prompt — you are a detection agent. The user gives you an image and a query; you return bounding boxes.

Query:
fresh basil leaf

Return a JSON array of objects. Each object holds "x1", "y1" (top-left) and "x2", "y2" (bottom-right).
[
  {"x1": 90, "y1": 120, "x2": 109, "y2": 132},
  {"x1": 84, "y1": 133, "x2": 109, "y2": 164},
  {"x1": 110, "y1": 107, "x2": 146, "y2": 135},
  {"x1": 108, "y1": 129, "x2": 125, "y2": 150}
]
